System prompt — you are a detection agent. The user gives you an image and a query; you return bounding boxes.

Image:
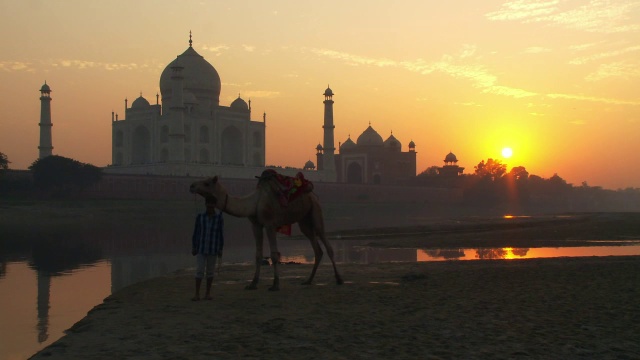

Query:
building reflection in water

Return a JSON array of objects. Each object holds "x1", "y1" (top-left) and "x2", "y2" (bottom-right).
[
  {"x1": 28, "y1": 235, "x2": 103, "y2": 344},
  {"x1": 36, "y1": 270, "x2": 51, "y2": 343}
]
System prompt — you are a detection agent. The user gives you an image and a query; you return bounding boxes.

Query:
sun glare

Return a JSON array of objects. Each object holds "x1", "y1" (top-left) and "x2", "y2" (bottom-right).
[{"x1": 501, "y1": 147, "x2": 513, "y2": 158}]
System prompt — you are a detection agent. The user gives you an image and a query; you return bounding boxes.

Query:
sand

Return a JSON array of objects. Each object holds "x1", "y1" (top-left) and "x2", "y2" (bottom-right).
[{"x1": 29, "y1": 256, "x2": 640, "y2": 360}]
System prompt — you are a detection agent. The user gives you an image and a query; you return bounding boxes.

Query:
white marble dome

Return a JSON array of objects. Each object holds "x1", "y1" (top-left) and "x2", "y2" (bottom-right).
[{"x1": 159, "y1": 46, "x2": 221, "y2": 106}]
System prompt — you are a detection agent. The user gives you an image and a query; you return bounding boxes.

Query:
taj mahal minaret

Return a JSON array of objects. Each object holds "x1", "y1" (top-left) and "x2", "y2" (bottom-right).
[
  {"x1": 38, "y1": 82, "x2": 53, "y2": 159},
  {"x1": 322, "y1": 85, "x2": 336, "y2": 174}
]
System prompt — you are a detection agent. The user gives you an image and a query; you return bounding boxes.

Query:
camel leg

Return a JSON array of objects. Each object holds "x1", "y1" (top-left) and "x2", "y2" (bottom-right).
[
  {"x1": 265, "y1": 227, "x2": 280, "y2": 291},
  {"x1": 318, "y1": 232, "x2": 343, "y2": 284},
  {"x1": 312, "y1": 200, "x2": 343, "y2": 285},
  {"x1": 299, "y1": 218, "x2": 323, "y2": 285},
  {"x1": 246, "y1": 221, "x2": 264, "y2": 290}
]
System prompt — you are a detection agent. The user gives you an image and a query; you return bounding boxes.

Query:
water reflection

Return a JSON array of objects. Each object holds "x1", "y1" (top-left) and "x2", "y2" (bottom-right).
[
  {"x1": 422, "y1": 249, "x2": 466, "y2": 260},
  {"x1": 36, "y1": 270, "x2": 50, "y2": 343},
  {"x1": 2, "y1": 227, "x2": 640, "y2": 360},
  {"x1": 22, "y1": 235, "x2": 104, "y2": 345},
  {"x1": 279, "y1": 241, "x2": 640, "y2": 263},
  {"x1": 417, "y1": 245, "x2": 640, "y2": 261}
]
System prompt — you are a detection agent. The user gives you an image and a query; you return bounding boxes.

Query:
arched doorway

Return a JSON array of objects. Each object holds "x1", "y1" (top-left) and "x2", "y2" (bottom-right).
[
  {"x1": 132, "y1": 126, "x2": 151, "y2": 164},
  {"x1": 347, "y1": 162, "x2": 363, "y2": 184},
  {"x1": 221, "y1": 126, "x2": 243, "y2": 165}
]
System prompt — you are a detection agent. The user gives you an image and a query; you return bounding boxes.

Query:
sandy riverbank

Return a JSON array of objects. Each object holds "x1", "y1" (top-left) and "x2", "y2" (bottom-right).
[{"x1": 30, "y1": 256, "x2": 640, "y2": 360}]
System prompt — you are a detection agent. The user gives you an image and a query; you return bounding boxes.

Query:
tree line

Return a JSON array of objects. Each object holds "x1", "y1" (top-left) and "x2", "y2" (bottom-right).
[
  {"x1": 414, "y1": 158, "x2": 640, "y2": 212},
  {"x1": 0, "y1": 153, "x2": 103, "y2": 198},
  {"x1": 2, "y1": 151, "x2": 639, "y2": 211}
]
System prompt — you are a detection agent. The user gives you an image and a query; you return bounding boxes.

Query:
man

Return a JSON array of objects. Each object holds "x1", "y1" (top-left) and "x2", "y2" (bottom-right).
[{"x1": 191, "y1": 196, "x2": 224, "y2": 301}]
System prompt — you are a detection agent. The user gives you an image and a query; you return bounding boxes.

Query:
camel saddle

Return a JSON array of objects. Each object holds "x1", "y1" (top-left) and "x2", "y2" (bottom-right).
[{"x1": 256, "y1": 169, "x2": 314, "y2": 207}]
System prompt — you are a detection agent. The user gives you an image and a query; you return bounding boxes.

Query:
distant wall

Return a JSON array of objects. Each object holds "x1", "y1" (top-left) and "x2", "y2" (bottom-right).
[
  {"x1": 85, "y1": 173, "x2": 462, "y2": 204},
  {"x1": 1, "y1": 169, "x2": 31, "y2": 180}
]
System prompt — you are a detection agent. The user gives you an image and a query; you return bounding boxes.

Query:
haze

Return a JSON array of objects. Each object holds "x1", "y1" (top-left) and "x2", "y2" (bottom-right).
[{"x1": 1, "y1": 0, "x2": 639, "y2": 189}]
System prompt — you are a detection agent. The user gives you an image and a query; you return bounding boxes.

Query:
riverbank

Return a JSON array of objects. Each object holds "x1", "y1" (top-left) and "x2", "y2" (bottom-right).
[
  {"x1": 30, "y1": 256, "x2": 640, "y2": 359},
  {"x1": 24, "y1": 211, "x2": 640, "y2": 359}
]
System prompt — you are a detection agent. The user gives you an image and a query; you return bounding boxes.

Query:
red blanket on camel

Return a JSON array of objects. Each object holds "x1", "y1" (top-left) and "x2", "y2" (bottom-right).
[{"x1": 256, "y1": 169, "x2": 314, "y2": 235}]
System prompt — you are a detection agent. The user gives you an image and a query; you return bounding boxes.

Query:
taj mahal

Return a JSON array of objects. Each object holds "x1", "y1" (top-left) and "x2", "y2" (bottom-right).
[
  {"x1": 102, "y1": 34, "x2": 419, "y2": 184},
  {"x1": 38, "y1": 35, "x2": 462, "y2": 185}
]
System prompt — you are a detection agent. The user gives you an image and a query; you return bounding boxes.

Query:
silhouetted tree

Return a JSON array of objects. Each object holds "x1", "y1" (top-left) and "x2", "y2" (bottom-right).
[
  {"x1": 544, "y1": 173, "x2": 572, "y2": 199},
  {"x1": 509, "y1": 166, "x2": 529, "y2": 181},
  {"x1": 0, "y1": 152, "x2": 32, "y2": 197},
  {"x1": 462, "y1": 174, "x2": 501, "y2": 206},
  {"x1": 29, "y1": 155, "x2": 102, "y2": 197},
  {"x1": 474, "y1": 158, "x2": 506, "y2": 181},
  {"x1": 0, "y1": 152, "x2": 9, "y2": 170},
  {"x1": 417, "y1": 166, "x2": 439, "y2": 177},
  {"x1": 500, "y1": 165, "x2": 531, "y2": 207},
  {"x1": 463, "y1": 159, "x2": 509, "y2": 206}
]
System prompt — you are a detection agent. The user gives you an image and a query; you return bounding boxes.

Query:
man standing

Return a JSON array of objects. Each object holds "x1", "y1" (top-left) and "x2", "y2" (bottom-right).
[{"x1": 191, "y1": 196, "x2": 224, "y2": 301}]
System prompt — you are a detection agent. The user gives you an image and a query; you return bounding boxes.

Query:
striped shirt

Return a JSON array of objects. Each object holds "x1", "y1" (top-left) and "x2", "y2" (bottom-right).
[{"x1": 191, "y1": 211, "x2": 224, "y2": 256}]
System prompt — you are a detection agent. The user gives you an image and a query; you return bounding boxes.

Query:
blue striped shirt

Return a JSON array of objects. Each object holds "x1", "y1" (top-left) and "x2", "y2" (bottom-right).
[{"x1": 192, "y1": 211, "x2": 224, "y2": 256}]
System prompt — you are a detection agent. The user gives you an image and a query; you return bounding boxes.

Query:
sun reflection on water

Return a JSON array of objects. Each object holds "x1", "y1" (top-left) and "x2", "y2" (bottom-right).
[{"x1": 417, "y1": 245, "x2": 640, "y2": 261}]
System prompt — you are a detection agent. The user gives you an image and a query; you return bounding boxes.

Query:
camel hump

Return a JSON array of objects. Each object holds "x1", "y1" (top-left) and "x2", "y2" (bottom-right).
[{"x1": 257, "y1": 169, "x2": 314, "y2": 206}]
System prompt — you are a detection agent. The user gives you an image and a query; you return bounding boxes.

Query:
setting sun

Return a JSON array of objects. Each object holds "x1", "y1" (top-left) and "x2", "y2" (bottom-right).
[{"x1": 501, "y1": 147, "x2": 513, "y2": 158}]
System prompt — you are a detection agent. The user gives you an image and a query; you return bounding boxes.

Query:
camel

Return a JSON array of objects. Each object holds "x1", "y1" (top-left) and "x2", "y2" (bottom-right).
[{"x1": 189, "y1": 171, "x2": 343, "y2": 291}]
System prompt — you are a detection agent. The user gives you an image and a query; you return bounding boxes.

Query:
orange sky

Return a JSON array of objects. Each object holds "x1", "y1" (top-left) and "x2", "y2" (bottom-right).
[{"x1": 1, "y1": 1, "x2": 639, "y2": 189}]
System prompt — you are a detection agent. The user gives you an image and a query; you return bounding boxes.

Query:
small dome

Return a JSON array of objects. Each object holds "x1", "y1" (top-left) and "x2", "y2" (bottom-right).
[
  {"x1": 184, "y1": 91, "x2": 198, "y2": 104},
  {"x1": 356, "y1": 126, "x2": 383, "y2": 146},
  {"x1": 444, "y1": 152, "x2": 458, "y2": 163},
  {"x1": 304, "y1": 160, "x2": 315, "y2": 170},
  {"x1": 316, "y1": 143, "x2": 324, "y2": 151},
  {"x1": 131, "y1": 96, "x2": 150, "y2": 109},
  {"x1": 230, "y1": 96, "x2": 249, "y2": 112},
  {"x1": 40, "y1": 83, "x2": 51, "y2": 92},
  {"x1": 384, "y1": 133, "x2": 402, "y2": 150},
  {"x1": 324, "y1": 86, "x2": 334, "y2": 97},
  {"x1": 409, "y1": 140, "x2": 416, "y2": 148},
  {"x1": 340, "y1": 137, "x2": 357, "y2": 151}
]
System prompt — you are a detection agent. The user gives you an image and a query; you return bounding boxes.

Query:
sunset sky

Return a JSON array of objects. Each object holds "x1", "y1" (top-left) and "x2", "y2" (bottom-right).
[{"x1": 1, "y1": 0, "x2": 639, "y2": 189}]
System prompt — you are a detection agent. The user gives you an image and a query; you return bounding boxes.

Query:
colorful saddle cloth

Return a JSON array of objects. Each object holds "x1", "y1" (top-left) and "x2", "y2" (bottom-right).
[
  {"x1": 256, "y1": 169, "x2": 314, "y2": 206},
  {"x1": 256, "y1": 169, "x2": 314, "y2": 236}
]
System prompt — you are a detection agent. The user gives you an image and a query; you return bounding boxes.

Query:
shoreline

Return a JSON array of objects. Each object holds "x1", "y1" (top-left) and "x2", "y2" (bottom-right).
[
  {"x1": 25, "y1": 211, "x2": 640, "y2": 359},
  {"x1": 30, "y1": 255, "x2": 640, "y2": 359}
]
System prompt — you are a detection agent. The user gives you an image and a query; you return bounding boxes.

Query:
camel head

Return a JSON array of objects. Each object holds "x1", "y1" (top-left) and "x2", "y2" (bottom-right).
[{"x1": 189, "y1": 176, "x2": 225, "y2": 205}]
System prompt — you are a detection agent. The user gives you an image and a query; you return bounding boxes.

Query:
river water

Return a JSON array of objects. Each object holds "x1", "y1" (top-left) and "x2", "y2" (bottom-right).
[{"x1": 2, "y1": 233, "x2": 639, "y2": 360}]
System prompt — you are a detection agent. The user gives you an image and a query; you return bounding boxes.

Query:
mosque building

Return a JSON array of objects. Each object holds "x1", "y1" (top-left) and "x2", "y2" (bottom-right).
[{"x1": 314, "y1": 120, "x2": 417, "y2": 184}]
